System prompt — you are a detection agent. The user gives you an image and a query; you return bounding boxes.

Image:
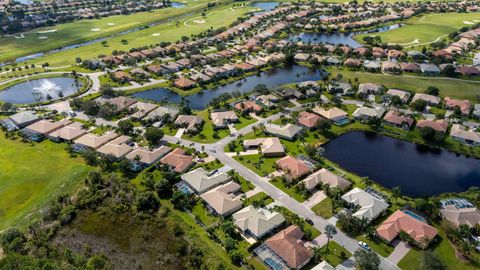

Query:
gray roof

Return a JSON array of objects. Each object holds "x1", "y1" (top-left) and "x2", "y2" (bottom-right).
[
  {"x1": 181, "y1": 167, "x2": 231, "y2": 194},
  {"x1": 9, "y1": 111, "x2": 39, "y2": 125},
  {"x1": 264, "y1": 123, "x2": 302, "y2": 140}
]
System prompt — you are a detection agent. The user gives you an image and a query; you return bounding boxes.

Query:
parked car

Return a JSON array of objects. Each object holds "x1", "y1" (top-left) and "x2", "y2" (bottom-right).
[
  {"x1": 305, "y1": 218, "x2": 314, "y2": 225},
  {"x1": 358, "y1": 241, "x2": 371, "y2": 252}
]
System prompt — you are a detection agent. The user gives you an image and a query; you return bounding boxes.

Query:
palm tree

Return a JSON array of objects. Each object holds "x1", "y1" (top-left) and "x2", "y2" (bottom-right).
[
  {"x1": 459, "y1": 241, "x2": 473, "y2": 259},
  {"x1": 324, "y1": 224, "x2": 337, "y2": 254}
]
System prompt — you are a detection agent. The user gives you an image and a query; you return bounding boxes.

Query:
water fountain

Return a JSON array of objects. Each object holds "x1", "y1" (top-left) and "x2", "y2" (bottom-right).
[{"x1": 32, "y1": 79, "x2": 62, "y2": 101}]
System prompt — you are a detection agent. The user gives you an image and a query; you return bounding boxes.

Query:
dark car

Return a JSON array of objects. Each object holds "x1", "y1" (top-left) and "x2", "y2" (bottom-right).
[{"x1": 305, "y1": 218, "x2": 314, "y2": 225}]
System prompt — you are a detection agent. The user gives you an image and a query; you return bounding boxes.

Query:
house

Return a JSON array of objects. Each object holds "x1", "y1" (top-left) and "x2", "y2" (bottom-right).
[
  {"x1": 22, "y1": 119, "x2": 72, "y2": 141},
  {"x1": 128, "y1": 101, "x2": 158, "y2": 119},
  {"x1": 125, "y1": 146, "x2": 172, "y2": 171},
  {"x1": 312, "y1": 261, "x2": 335, "y2": 270},
  {"x1": 341, "y1": 187, "x2": 389, "y2": 222},
  {"x1": 386, "y1": 89, "x2": 411, "y2": 103},
  {"x1": 244, "y1": 137, "x2": 285, "y2": 157},
  {"x1": 419, "y1": 64, "x2": 441, "y2": 76},
  {"x1": 174, "y1": 77, "x2": 196, "y2": 89},
  {"x1": 302, "y1": 168, "x2": 351, "y2": 192},
  {"x1": 146, "y1": 64, "x2": 163, "y2": 75},
  {"x1": 400, "y1": 62, "x2": 420, "y2": 73},
  {"x1": 233, "y1": 205, "x2": 285, "y2": 239},
  {"x1": 381, "y1": 61, "x2": 401, "y2": 74},
  {"x1": 294, "y1": 53, "x2": 310, "y2": 62},
  {"x1": 130, "y1": 68, "x2": 151, "y2": 78},
  {"x1": 474, "y1": 104, "x2": 480, "y2": 118},
  {"x1": 363, "y1": 60, "x2": 381, "y2": 71},
  {"x1": 313, "y1": 106, "x2": 349, "y2": 125},
  {"x1": 276, "y1": 155, "x2": 311, "y2": 180},
  {"x1": 181, "y1": 167, "x2": 230, "y2": 194},
  {"x1": 210, "y1": 111, "x2": 239, "y2": 128},
  {"x1": 297, "y1": 111, "x2": 322, "y2": 129},
  {"x1": 47, "y1": 122, "x2": 87, "y2": 142},
  {"x1": 234, "y1": 100, "x2": 263, "y2": 113},
  {"x1": 97, "y1": 135, "x2": 133, "y2": 158},
  {"x1": 96, "y1": 96, "x2": 137, "y2": 112},
  {"x1": 411, "y1": 93, "x2": 441, "y2": 106},
  {"x1": 111, "y1": 71, "x2": 132, "y2": 82},
  {"x1": 0, "y1": 111, "x2": 39, "y2": 131},
  {"x1": 276, "y1": 88, "x2": 304, "y2": 99},
  {"x1": 160, "y1": 148, "x2": 194, "y2": 173},
  {"x1": 146, "y1": 106, "x2": 180, "y2": 121},
  {"x1": 161, "y1": 62, "x2": 182, "y2": 73},
  {"x1": 264, "y1": 225, "x2": 313, "y2": 269},
  {"x1": 190, "y1": 72, "x2": 212, "y2": 83},
  {"x1": 174, "y1": 115, "x2": 204, "y2": 133},
  {"x1": 382, "y1": 111, "x2": 414, "y2": 130},
  {"x1": 328, "y1": 81, "x2": 352, "y2": 95},
  {"x1": 450, "y1": 124, "x2": 480, "y2": 146},
  {"x1": 233, "y1": 62, "x2": 255, "y2": 72},
  {"x1": 264, "y1": 123, "x2": 302, "y2": 141},
  {"x1": 200, "y1": 181, "x2": 243, "y2": 217},
  {"x1": 73, "y1": 132, "x2": 119, "y2": 152},
  {"x1": 358, "y1": 83, "x2": 382, "y2": 97},
  {"x1": 256, "y1": 94, "x2": 280, "y2": 108},
  {"x1": 416, "y1": 119, "x2": 449, "y2": 133},
  {"x1": 444, "y1": 97, "x2": 472, "y2": 115},
  {"x1": 456, "y1": 66, "x2": 480, "y2": 76},
  {"x1": 440, "y1": 198, "x2": 480, "y2": 228},
  {"x1": 353, "y1": 106, "x2": 386, "y2": 121},
  {"x1": 377, "y1": 210, "x2": 438, "y2": 249}
]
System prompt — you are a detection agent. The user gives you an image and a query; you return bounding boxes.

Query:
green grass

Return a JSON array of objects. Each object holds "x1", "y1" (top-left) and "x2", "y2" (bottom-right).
[
  {"x1": 232, "y1": 172, "x2": 255, "y2": 193},
  {"x1": 192, "y1": 159, "x2": 224, "y2": 171},
  {"x1": 243, "y1": 192, "x2": 273, "y2": 206},
  {"x1": 21, "y1": 3, "x2": 257, "y2": 67},
  {"x1": 0, "y1": 134, "x2": 91, "y2": 230},
  {"x1": 191, "y1": 201, "x2": 219, "y2": 227},
  {"x1": 311, "y1": 197, "x2": 334, "y2": 219},
  {"x1": 320, "y1": 241, "x2": 352, "y2": 267},
  {"x1": 356, "y1": 235, "x2": 394, "y2": 258},
  {"x1": 329, "y1": 67, "x2": 480, "y2": 102},
  {"x1": 356, "y1": 13, "x2": 480, "y2": 46},
  {"x1": 270, "y1": 178, "x2": 306, "y2": 203},
  {"x1": 233, "y1": 154, "x2": 278, "y2": 177},
  {"x1": 398, "y1": 223, "x2": 480, "y2": 270}
]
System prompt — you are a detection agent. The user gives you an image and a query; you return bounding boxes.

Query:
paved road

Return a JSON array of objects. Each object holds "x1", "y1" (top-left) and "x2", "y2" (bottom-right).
[{"x1": 163, "y1": 104, "x2": 400, "y2": 270}]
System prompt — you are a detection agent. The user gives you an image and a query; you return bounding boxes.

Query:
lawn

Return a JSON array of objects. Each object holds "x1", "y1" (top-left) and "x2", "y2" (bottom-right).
[
  {"x1": 233, "y1": 154, "x2": 279, "y2": 177},
  {"x1": 0, "y1": 0, "x2": 230, "y2": 64},
  {"x1": 356, "y1": 235, "x2": 394, "y2": 258},
  {"x1": 22, "y1": 3, "x2": 257, "y2": 67},
  {"x1": 191, "y1": 201, "x2": 219, "y2": 227},
  {"x1": 0, "y1": 134, "x2": 91, "y2": 230},
  {"x1": 320, "y1": 241, "x2": 352, "y2": 267},
  {"x1": 270, "y1": 177, "x2": 306, "y2": 203},
  {"x1": 355, "y1": 12, "x2": 480, "y2": 46},
  {"x1": 311, "y1": 197, "x2": 334, "y2": 219},
  {"x1": 243, "y1": 192, "x2": 274, "y2": 207},
  {"x1": 329, "y1": 67, "x2": 480, "y2": 102}
]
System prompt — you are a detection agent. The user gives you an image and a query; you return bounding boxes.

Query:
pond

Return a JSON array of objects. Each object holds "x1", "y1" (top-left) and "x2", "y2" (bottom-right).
[
  {"x1": 289, "y1": 24, "x2": 402, "y2": 48},
  {"x1": 251, "y1": 2, "x2": 279, "y2": 12},
  {"x1": 323, "y1": 131, "x2": 480, "y2": 197},
  {"x1": 132, "y1": 65, "x2": 326, "y2": 110},
  {"x1": 0, "y1": 77, "x2": 82, "y2": 104}
]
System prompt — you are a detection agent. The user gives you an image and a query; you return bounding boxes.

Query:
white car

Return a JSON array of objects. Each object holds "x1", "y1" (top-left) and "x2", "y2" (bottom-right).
[{"x1": 358, "y1": 241, "x2": 372, "y2": 252}]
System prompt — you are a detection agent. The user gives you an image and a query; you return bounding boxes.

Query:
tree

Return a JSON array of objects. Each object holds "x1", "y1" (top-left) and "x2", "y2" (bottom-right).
[
  {"x1": 99, "y1": 84, "x2": 116, "y2": 97},
  {"x1": 155, "y1": 178, "x2": 172, "y2": 198},
  {"x1": 390, "y1": 95, "x2": 403, "y2": 107},
  {"x1": 135, "y1": 191, "x2": 159, "y2": 213},
  {"x1": 411, "y1": 99, "x2": 427, "y2": 112},
  {"x1": 392, "y1": 186, "x2": 402, "y2": 202},
  {"x1": 425, "y1": 86, "x2": 440, "y2": 96},
  {"x1": 117, "y1": 120, "x2": 134, "y2": 135},
  {"x1": 418, "y1": 251, "x2": 446, "y2": 270},
  {"x1": 75, "y1": 57, "x2": 82, "y2": 64},
  {"x1": 144, "y1": 127, "x2": 164, "y2": 146},
  {"x1": 324, "y1": 224, "x2": 337, "y2": 254},
  {"x1": 354, "y1": 249, "x2": 380, "y2": 270}
]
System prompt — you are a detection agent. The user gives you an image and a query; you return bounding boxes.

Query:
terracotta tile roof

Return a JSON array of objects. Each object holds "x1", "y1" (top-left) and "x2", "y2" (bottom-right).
[
  {"x1": 276, "y1": 156, "x2": 311, "y2": 180},
  {"x1": 265, "y1": 225, "x2": 313, "y2": 269},
  {"x1": 416, "y1": 119, "x2": 448, "y2": 133},
  {"x1": 297, "y1": 111, "x2": 321, "y2": 128},
  {"x1": 383, "y1": 111, "x2": 414, "y2": 128},
  {"x1": 160, "y1": 148, "x2": 194, "y2": 173},
  {"x1": 125, "y1": 146, "x2": 171, "y2": 165}
]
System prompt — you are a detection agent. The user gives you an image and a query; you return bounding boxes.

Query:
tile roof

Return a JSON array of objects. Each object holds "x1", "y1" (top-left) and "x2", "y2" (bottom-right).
[{"x1": 265, "y1": 225, "x2": 313, "y2": 269}]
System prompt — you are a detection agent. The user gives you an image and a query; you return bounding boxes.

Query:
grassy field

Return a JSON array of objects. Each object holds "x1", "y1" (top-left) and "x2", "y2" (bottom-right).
[
  {"x1": 319, "y1": 241, "x2": 352, "y2": 267},
  {"x1": 0, "y1": 134, "x2": 91, "y2": 230},
  {"x1": 329, "y1": 68, "x2": 480, "y2": 102},
  {"x1": 233, "y1": 154, "x2": 279, "y2": 177},
  {"x1": 311, "y1": 197, "x2": 334, "y2": 219},
  {"x1": 0, "y1": 0, "x2": 233, "y2": 64},
  {"x1": 18, "y1": 3, "x2": 257, "y2": 67},
  {"x1": 356, "y1": 12, "x2": 480, "y2": 47}
]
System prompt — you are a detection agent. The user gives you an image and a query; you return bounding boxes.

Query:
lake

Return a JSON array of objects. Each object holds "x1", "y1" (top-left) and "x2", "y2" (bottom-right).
[
  {"x1": 289, "y1": 24, "x2": 402, "y2": 48},
  {"x1": 251, "y1": 2, "x2": 279, "y2": 12},
  {"x1": 132, "y1": 65, "x2": 326, "y2": 110},
  {"x1": 0, "y1": 77, "x2": 82, "y2": 104},
  {"x1": 323, "y1": 131, "x2": 480, "y2": 197}
]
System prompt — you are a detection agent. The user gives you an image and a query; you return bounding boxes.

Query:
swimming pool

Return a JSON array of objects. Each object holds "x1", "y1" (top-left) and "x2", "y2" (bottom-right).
[{"x1": 403, "y1": 210, "x2": 426, "y2": 223}]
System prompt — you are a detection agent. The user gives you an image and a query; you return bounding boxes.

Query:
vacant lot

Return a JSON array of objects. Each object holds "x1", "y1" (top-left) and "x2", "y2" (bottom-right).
[
  {"x1": 0, "y1": 134, "x2": 91, "y2": 229},
  {"x1": 356, "y1": 13, "x2": 480, "y2": 46}
]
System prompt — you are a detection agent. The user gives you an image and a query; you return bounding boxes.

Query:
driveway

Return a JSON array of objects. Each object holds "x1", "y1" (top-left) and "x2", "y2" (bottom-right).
[
  {"x1": 387, "y1": 240, "x2": 411, "y2": 265},
  {"x1": 303, "y1": 190, "x2": 326, "y2": 208}
]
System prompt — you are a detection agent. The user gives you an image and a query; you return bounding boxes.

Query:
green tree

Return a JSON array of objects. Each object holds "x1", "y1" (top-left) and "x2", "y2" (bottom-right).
[
  {"x1": 354, "y1": 249, "x2": 380, "y2": 270},
  {"x1": 324, "y1": 224, "x2": 337, "y2": 255},
  {"x1": 117, "y1": 120, "x2": 134, "y2": 135},
  {"x1": 425, "y1": 86, "x2": 440, "y2": 96},
  {"x1": 144, "y1": 127, "x2": 164, "y2": 146},
  {"x1": 135, "y1": 191, "x2": 159, "y2": 213}
]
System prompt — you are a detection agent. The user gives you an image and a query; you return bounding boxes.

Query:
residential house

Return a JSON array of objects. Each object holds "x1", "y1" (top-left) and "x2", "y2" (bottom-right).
[
  {"x1": 211, "y1": 111, "x2": 239, "y2": 128},
  {"x1": 357, "y1": 83, "x2": 382, "y2": 97},
  {"x1": 445, "y1": 97, "x2": 471, "y2": 115},
  {"x1": 276, "y1": 155, "x2": 311, "y2": 181},
  {"x1": 22, "y1": 119, "x2": 72, "y2": 141},
  {"x1": 416, "y1": 119, "x2": 449, "y2": 133},
  {"x1": 377, "y1": 210, "x2": 438, "y2": 249},
  {"x1": 47, "y1": 122, "x2": 87, "y2": 142},
  {"x1": 128, "y1": 101, "x2": 158, "y2": 119},
  {"x1": 386, "y1": 89, "x2": 411, "y2": 103},
  {"x1": 381, "y1": 61, "x2": 401, "y2": 74},
  {"x1": 328, "y1": 81, "x2": 352, "y2": 95},
  {"x1": 96, "y1": 96, "x2": 137, "y2": 112},
  {"x1": 200, "y1": 181, "x2": 243, "y2": 217},
  {"x1": 97, "y1": 135, "x2": 133, "y2": 158},
  {"x1": 146, "y1": 106, "x2": 179, "y2": 121},
  {"x1": 456, "y1": 66, "x2": 480, "y2": 76},
  {"x1": 297, "y1": 111, "x2": 322, "y2": 129},
  {"x1": 382, "y1": 111, "x2": 414, "y2": 130},
  {"x1": 341, "y1": 187, "x2": 389, "y2": 222},
  {"x1": 256, "y1": 94, "x2": 280, "y2": 108},
  {"x1": 313, "y1": 106, "x2": 349, "y2": 125},
  {"x1": 111, "y1": 71, "x2": 132, "y2": 82},
  {"x1": 160, "y1": 148, "x2": 194, "y2": 173},
  {"x1": 411, "y1": 93, "x2": 441, "y2": 106},
  {"x1": 420, "y1": 63, "x2": 441, "y2": 76},
  {"x1": 244, "y1": 137, "x2": 285, "y2": 157},
  {"x1": 264, "y1": 225, "x2": 314, "y2": 269},
  {"x1": 264, "y1": 123, "x2": 302, "y2": 140},
  {"x1": 450, "y1": 124, "x2": 480, "y2": 146},
  {"x1": 353, "y1": 106, "x2": 386, "y2": 122},
  {"x1": 0, "y1": 111, "x2": 39, "y2": 132},
  {"x1": 400, "y1": 62, "x2": 420, "y2": 73},
  {"x1": 174, "y1": 115, "x2": 204, "y2": 133},
  {"x1": 73, "y1": 132, "x2": 119, "y2": 152},
  {"x1": 312, "y1": 261, "x2": 335, "y2": 270},
  {"x1": 294, "y1": 53, "x2": 310, "y2": 62},
  {"x1": 174, "y1": 77, "x2": 196, "y2": 89},
  {"x1": 125, "y1": 146, "x2": 172, "y2": 171},
  {"x1": 440, "y1": 198, "x2": 480, "y2": 228},
  {"x1": 233, "y1": 205, "x2": 285, "y2": 239},
  {"x1": 363, "y1": 60, "x2": 381, "y2": 71},
  {"x1": 234, "y1": 100, "x2": 263, "y2": 114},
  {"x1": 474, "y1": 104, "x2": 480, "y2": 118},
  {"x1": 302, "y1": 168, "x2": 351, "y2": 192},
  {"x1": 181, "y1": 167, "x2": 230, "y2": 194}
]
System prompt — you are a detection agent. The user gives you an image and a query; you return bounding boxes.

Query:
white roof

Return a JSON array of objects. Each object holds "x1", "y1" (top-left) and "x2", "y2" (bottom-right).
[
  {"x1": 181, "y1": 167, "x2": 231, "y2": 194},
  {"x1": 312, "y1": 261, "x2": 335, "y2": 270},
  {"x1": 200, "y1": 181, "x2": 243, "y2": 216},
  {"x1": 233, "y1": 205, "x2": 285, "y2": 238},
  {"x1": 341, "y1": 187, "x2": 389, "y2": 222},
  {"x1": 264, "y1": 123, "x2": 302, "y2": 139}
]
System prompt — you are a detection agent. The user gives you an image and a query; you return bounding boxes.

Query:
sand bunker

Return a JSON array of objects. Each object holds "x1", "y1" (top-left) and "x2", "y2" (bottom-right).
[
  {"x1": 38, "y1": 36, "x2": 48, "y2": 39},
  {"x1": 6, "y1": 33, "x2": 25, "y2": 39},
  {"x1": 193, "y1": 20, "x2": 205, "y2": 24},
  {"x1": 91, "y1": 28, "x2": 101, "y2": 31},
  {"x1": 37, "y1": 29, "x2": 57, "y2": 34},
  {"x1": 107, "y1": 23, "x2": 115, "y2": 26},
  {"x1": 463, "y1": 21, "x2": 474, "y2": 25},
  {"x1": 152, "y1": 33, "x2": 160, "y2": 36}
]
